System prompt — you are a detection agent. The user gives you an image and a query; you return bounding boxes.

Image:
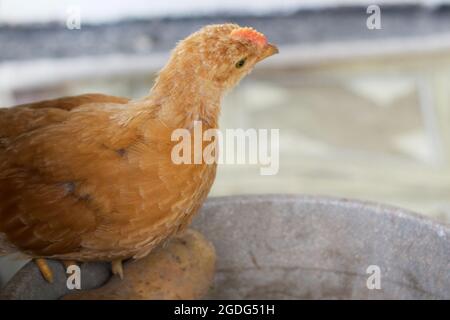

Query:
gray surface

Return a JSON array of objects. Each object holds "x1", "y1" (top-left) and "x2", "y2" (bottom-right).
[
  {"x1": 2, "y1": 5, "x2": 450, "y2": 62},
  {"x1": 198, "y1": 195, "x2": 450, "y2": 299},
  {"x1": 1, "y1": 194, "x2": 449, "y2": 299},
  {"x1": 0, "y1": 255, "x2": 28, "y2": 288}
]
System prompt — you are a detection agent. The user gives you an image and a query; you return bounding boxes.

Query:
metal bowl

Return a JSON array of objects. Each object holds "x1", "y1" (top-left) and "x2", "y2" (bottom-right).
[{"x1": 1, "y1": 195, "x2": 449, "y2": 299}]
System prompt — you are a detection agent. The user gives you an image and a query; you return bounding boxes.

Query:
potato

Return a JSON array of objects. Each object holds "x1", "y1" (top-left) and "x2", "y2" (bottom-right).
[{"x1": 63, "y1": 229, "x2": 216, "y2": 300}]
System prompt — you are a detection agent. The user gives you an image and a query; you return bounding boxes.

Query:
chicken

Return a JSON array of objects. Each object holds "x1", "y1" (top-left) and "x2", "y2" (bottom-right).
[{"x1": 0, "y1": 24, "x2": 278, "y2": 282}]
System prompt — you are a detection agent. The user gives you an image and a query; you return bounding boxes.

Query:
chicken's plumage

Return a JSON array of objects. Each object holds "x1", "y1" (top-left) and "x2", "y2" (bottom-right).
[{"x1": 0, "y1": 24, "x2": 277, "y2": 277}]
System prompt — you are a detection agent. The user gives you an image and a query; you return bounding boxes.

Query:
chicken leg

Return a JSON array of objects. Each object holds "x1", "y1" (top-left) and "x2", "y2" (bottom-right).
[
  {"x1": 111, "y1": 259, "x2": 124, "y2": 279},
  {"x1": 35, "y1": 258, "x2": 54, "y2": 283}
]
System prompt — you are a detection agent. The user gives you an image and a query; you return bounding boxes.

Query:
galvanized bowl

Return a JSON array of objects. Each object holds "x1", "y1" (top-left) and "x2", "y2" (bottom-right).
[{"x1": 1, "y1": 195, "x2": 449, "y2": 299}]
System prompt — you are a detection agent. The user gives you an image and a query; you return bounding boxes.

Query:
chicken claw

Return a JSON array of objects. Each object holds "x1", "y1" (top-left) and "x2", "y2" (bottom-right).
[
  {"x1": 35, "y1": 258, "x2": 54, "y2": 283},
  {"x1": 111, "y1": 259, "x2": 124, "y2": 279}
]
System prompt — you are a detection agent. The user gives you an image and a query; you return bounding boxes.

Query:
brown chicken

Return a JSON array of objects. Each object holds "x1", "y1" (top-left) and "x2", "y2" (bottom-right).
[{"x1": 0, "y1": 24, "x2": 278, "y2": 281}]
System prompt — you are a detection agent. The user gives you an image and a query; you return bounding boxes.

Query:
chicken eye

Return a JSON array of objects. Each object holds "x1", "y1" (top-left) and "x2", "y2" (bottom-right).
[{"x1": 235, "y1": 58, "x2": 246, "y2": 68}]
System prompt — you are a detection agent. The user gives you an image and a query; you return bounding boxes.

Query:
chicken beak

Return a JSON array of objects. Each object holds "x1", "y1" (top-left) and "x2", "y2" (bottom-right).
[{"x1": 257, "y1": 43, "x2": 279, "y2": 62}]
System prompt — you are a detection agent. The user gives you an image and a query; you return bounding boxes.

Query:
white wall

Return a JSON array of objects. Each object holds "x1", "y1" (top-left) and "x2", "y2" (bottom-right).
[{"x1": 0, "y1": 0, "x2": 447, "y2": 24}]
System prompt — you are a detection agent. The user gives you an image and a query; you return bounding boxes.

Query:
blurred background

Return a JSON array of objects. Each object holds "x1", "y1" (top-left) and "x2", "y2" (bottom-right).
[{"x1": 1, "y1": 0, "x2": 450, "y2": 285}]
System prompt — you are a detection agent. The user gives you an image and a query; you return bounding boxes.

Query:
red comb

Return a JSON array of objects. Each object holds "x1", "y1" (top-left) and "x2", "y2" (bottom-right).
[{"x1": 230, "y1": 27, "x2": 268, "y2": 48}]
